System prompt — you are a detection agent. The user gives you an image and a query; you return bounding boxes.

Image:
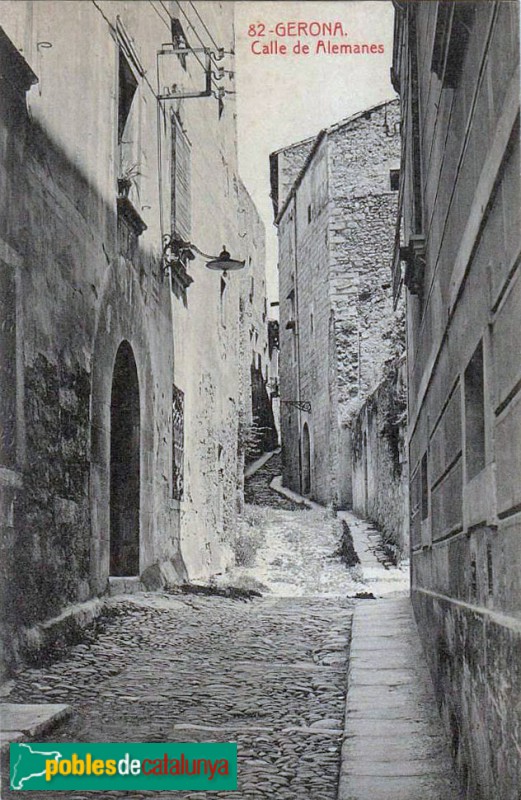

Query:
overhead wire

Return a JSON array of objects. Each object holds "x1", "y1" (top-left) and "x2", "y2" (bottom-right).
[
  {"x1": 149, "y1": 0, "x2": 223, "y2": 96},
  {"x1": 91, "y1": 0, "x2": 159, "y2": 102},
  {"x1": 167, "y1": 0, "x2": 229, "y2": 85},
  {"x1": 187, "y1": 0, "x2": 220, "y2": 51}
]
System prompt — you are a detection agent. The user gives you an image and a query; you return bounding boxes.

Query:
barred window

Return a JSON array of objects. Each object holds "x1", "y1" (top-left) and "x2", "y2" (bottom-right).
[{"x1": 172, "y1": 385, "x2": 185, "y2": 501}]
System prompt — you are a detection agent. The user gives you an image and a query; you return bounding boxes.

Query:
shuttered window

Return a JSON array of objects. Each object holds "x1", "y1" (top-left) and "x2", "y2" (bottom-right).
[{"x1": 171, "y1": 116, "x2": 192, "y2": 240}]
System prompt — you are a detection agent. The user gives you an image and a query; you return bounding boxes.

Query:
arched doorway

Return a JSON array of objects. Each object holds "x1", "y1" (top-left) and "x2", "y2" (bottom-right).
[
  {"x1": 110, "y1": 341, "x2": 140, "y2": 576},
  {"x1": 302, "y1": 422, "x2": 311, "y2": 496}
]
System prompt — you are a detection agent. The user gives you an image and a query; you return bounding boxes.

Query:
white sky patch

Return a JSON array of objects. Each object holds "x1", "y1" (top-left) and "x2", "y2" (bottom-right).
[{"x1": 235, "y1": 0, "x2": 397, "y2": 304}]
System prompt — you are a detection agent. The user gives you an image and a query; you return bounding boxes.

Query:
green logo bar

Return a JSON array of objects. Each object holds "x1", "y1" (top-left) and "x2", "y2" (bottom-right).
[{"x1": 10, "y1": 742, "x2": 237, "y2": 791}]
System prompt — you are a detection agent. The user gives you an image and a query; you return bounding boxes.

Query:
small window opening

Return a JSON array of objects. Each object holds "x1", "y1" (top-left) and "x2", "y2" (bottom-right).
[
  {"x1": 464, "y1": 341, "x2": 486, "y2": 481},
  {"x1": 421, "y1": 452, "x2": 429, "y2": 521},
  {"x1": 171, "y1": 18, "x2": 189, "y2": 69},
  {"x1": 487, "y1": 542, "x2": 494, "y2": 596},
  {"x1": 118, "y1": 51, "x2": 138, "y2": 145},
  {"x1": 470, "y1": 557, "x2": 477, "y2": 599},
  {"x1": 390, "y1": 169, "x2": 400, "y2": 191},
  {"x1": 220, "y1": 276, "x2": 227, "y2": 326}
]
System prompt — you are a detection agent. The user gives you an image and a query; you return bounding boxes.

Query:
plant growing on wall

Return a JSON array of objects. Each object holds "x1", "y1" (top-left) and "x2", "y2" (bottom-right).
[
  {"x1": 117, "y1": 162, "x2": 142, "y2": 199},
  {"x1": 237, "y1": 415, "x2": 272, "y2": 464},
  {"x1": 379, "y1": 363, "x2": 407, "y2": 477}
]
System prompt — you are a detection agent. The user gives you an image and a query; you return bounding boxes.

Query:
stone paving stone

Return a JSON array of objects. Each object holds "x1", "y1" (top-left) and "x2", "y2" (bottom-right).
[
  {"x1": 0, "y1": 462, "x2": 462, "y2": 799},
  {"x1": 338, "y1": 597, "x2": 462, "y2": 800},
  {"x1": 0, "y1": 595, "x2": 354, "y2": 799},
  {"x1": 339, "y1": 773, "x2": 462, "y2": 800}
]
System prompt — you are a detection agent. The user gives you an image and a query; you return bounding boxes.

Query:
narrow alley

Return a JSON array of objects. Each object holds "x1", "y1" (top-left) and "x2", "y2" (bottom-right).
[
  {"x1": 1, "y1": 3, "x2": 519, "y2": 797},
  {"x1": 1, "y1": 455, "x2": 460, "y2": 799}
]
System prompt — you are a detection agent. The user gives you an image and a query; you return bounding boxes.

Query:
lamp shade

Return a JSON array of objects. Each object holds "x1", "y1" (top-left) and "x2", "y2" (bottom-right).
[{"x1": 205, "y1": 247, "x2": 245, "y2": 272}]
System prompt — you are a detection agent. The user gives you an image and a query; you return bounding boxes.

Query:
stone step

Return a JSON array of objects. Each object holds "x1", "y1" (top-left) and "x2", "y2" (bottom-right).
[{"x1": 108, "y1": 576, "x2": 146, "y2": 596}]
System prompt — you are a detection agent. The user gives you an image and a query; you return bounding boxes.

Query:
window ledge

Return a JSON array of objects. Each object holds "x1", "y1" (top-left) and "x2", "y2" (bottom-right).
[
  {"x1": 463, "y1": 464, "x2": 496, "y2": 531},
  {"x1": 117, "y1": 196, "x2": 147, "y2": 236}
]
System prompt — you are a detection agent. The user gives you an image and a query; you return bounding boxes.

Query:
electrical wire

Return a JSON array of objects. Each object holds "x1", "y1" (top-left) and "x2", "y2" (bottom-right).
[
  {"x1": 151, "y1": 0, "x2": 222, "y2": 96},
  {"x1": 168, "y1": 1, "x2": 228, "y2": 74},
  {"x1": 90, "y1": 0, "x2": 159, "y2": 102},
  {"x1": 147, "y1": 0, "x2": 171, "y2": 29},
  {"x1": 187, "y1": 0, "x2": 220, "y2": 51}
]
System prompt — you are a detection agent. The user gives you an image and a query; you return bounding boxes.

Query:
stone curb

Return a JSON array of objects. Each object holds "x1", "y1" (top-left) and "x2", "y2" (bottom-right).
[
  {"x1": 0, "y1": 703, "x2": 72, "y2": 754},
  {"x1": 244, "y1": 448, "x2": 280, "y2": 479},
  {"x1": 269, "y1": 475, "x2": 324, "y2": 510}
]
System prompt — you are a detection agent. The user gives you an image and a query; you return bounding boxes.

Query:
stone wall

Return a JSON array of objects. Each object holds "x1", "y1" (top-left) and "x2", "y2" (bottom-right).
[
  {"x1": 277, "y1": 136, "x2": 334, "y2": 502},
  {"x1": 237, "y1": 181, "x2": 276, "y2": 465},
  {"x1": 351, "y1": 356, "x2": 409, "y2": 557},
  {"x1": 0, "y1": 2, "x2": 267, "y2": 670},
  {"x1": 328, "y1": 102, "x2": 402, "y2": 426},
  {"x1": 270, "y1": 135, "x2": 316, "y2": 218},
  {"x1": 394, "y1": 3, "x2": 521, "y2": 797},
  {"x1": 274, "y1": 101, "x2": 401, "y2": 507}
]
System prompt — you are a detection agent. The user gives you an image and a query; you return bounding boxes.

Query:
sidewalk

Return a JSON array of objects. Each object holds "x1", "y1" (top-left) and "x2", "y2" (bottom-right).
[
  {"x1": 338, "y1": 597, "x2": 462, "y2": 800},
  {"x1": 268, "y1": 481, "x2": 462, "y2": 798}
]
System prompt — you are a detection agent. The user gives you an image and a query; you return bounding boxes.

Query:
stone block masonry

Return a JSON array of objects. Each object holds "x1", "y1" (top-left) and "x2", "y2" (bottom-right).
[
  {"x1": 0, "y1": 3, "x2": 271, "y2": 674},
  {"x1": 393, "y1": 3, "x2": 520, "y2": 797},
  {"x1": 272, "y1": 100, "x2": 402, "y2": 508},
  {"x1": 351, "y1": 356, "x2": 409, "y2": 558}
]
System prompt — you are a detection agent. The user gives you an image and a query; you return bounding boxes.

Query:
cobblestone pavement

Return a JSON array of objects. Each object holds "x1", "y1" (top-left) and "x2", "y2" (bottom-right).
[
  {"x1": 244, "y1": 452, "x2": 304, "y2": 510},
  {"x1": 1, "y1": 459, "x2": 359, "y2": 799}
]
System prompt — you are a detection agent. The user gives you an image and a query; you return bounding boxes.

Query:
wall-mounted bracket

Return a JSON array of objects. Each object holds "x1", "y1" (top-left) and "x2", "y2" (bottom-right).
[
  {"x1": 281, "y1": 400, "x2": 311, "y2": 413},
  {"x1": 157, "y1": 46, "x2": 212, "y2": 100}
]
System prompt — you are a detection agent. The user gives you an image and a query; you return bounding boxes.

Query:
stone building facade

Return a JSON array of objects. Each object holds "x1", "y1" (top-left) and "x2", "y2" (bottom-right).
[
  {"x1": 0, "y1": 1, "x2": 269, "y2": 671},
  {"x1": 270, "y1": 102, "x2": 402, "y2": 507},
  {"x1": 237, "y1": 180, "x2": 277, "y2": 464},
  {"x1": 393, "y1": 2, "x2": 520, "y2": 797}
]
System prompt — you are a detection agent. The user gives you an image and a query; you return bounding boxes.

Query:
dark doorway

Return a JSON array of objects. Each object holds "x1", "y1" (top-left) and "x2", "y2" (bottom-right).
[
  {"x1": 302, "y1": 423, "x2": 311, "y2": 496},
  {"x1": 110, "y1": 341, "x2": 140, "y2": 576}
]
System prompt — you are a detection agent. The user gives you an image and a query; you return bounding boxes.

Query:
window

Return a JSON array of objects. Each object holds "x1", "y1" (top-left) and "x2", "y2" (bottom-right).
[
  {"x1": 171, "y1": 115, "x2": 192, "y2": 240},
  {"x1": 220, "y1": 276, "x2": 227, "y2": 326},
  {"x1": 172, "y1": 385, "x2": 185, "y2": 501},
  {"x1": 171, "y1": 18, "x2": 189, "y2": 69},
  {"x1": 421, "y1": 452, "x2": 429, "y2": 521},
  {"x1": 431, "y1": 2, "x2": 475, "y2": 89},
  {"x1": 310, "y1": 312, "x2": 314, "y2": 334},
  {"x1": 286, "y1": 288, "x2": 297, "y2": 363},
  {"x1": 307, "y1": 204, "x2": 312, "y2": 224},
  {"x1": 390, "y1": 169, "x2": 400, "y2": 191},
  {"x1": 464, "y1": 341, "x2": 486, "y2": 480},
  {"x1": 118, "y1": 50, "x2": 138, "y2": 146},
  {"x1": 487, "y1": 542, "x2": 494, "y2": 596}
]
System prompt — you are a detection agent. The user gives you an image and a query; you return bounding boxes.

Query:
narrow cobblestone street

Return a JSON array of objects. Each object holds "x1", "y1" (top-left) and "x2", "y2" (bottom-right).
[
  {"x1": 1, "y1": 458, "x2": 361, "y2": 799},
  {"x1": 1, "y1": 455, "x2": 461, "y2": 799}
]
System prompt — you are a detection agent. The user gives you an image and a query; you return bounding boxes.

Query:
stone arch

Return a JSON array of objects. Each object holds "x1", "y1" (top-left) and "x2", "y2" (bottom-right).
[{"x1": 89, "y1": 256, "x2": 155, "y2": 595}]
